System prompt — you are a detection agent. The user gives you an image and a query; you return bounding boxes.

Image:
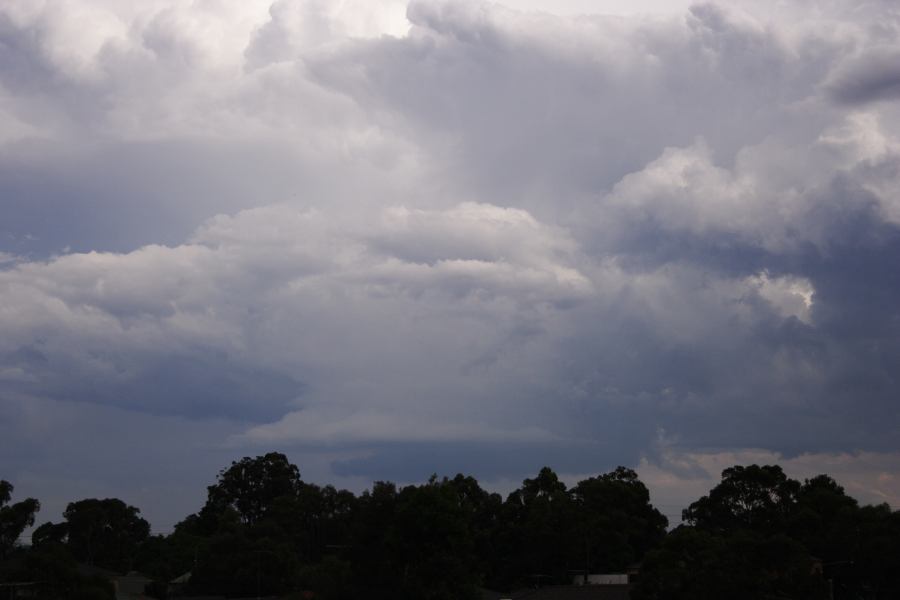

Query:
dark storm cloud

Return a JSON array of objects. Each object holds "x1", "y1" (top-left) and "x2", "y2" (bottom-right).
[
  {"x1": 2, "y1": 346, "x2": 304, "y2": 421},
  {"x1": 558, "y1": 152, "x2": 900, "y2": 457}
]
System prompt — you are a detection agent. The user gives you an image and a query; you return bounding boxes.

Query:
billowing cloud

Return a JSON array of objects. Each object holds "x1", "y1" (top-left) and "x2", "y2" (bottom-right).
[
  {"x1": 1, "y1": 0, "x2": 900, "y2": 529},
  {"x1": 0, "y1": 202, "x2": 590, "y2": 420},
  {"x1": 827, "y1": 50, "x2": 900, "y2": 106}
]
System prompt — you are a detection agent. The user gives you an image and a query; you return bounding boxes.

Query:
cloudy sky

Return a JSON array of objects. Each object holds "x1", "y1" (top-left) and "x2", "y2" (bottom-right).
[{"x1": 2, "y1": 0, "x2": 900, "y2": 532}]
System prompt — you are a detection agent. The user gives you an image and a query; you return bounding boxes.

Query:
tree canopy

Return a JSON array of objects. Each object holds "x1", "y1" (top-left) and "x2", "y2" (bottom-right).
[
  {"x1": 206, "y1": 452, "x2": 303, "y2": 526},
  {"x1": 0, "y1": 480, "x2": 39, "y2": 559},
  {"x1": 637, "y1": 465, "x2": 900, "y2": 600},
  {"x1": 3, "y1": 459, "x2": 898, "y2": 600}
]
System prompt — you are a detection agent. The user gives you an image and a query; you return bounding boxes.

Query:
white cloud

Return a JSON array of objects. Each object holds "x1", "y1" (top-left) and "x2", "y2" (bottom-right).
[{"x1": 748, "y1": 271, "x2": 814, "y2": 324}]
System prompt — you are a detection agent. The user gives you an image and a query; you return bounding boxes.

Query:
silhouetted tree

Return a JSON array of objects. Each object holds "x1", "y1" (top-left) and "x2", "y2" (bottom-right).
[
  {"x1": 683, "y1": 465, "x2": 800, "y2": 535},
  {"x1": 206, "y1": 452, "x2": 303, "y2": 526},
  {"x1": 0, "y1": 480, "x2": 39, "y2": 559},
  {"x1": 571, "y1": 466, "x2": 668, "y2": 572},
  {"x1": 501, "y1": 467, "x2": 577, "y2": 587},
  {"x1": 788, "y1": 475, "x2": 859, "y2": 564},
  {"x1": 635, "y1": 525, "x2": 829, "y2": 600},
  {"x1": 59, "y1": 498, "x2": 150, "y2": 572},
  {"x1": 17, "y1": 456, "x2": 895, "y2": 600},
  {"x1": 638, "y1": 465, "x2": 832, "y2": 600}
]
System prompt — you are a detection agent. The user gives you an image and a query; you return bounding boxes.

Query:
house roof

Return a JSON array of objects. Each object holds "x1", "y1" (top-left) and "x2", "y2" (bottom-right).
[
  {"x1": 170, "y1": 571, "x2": 192, "y2": 584},
  {"x1": 480, "y1": 588, "x2": 510, "y2": 600},
  {"x1": 77, "y1": 563, "x2": 122, "y2": 579},
  {"x1": 510, "y1": 585, "x2": 632, "y2": 600}
]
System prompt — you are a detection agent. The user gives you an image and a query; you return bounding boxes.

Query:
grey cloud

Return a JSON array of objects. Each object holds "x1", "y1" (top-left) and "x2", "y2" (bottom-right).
[
  {"x1": 305, "y1": 0, "x2": 841, "y2": 222},
  {"x1": 0, "y1": 12, "x2": 58, "y2": 93},
  {"x1": 0, "y1": 140, "x2": 313, "y2": 257},
  {"x1": 2, "y1": 348, "x2": 304, "y2": 421},
  {"x1": 238, "y1": 406, "x2": 561, "y2": 446},
  {"x1": 244, "y1": 0, "x2": 342, "y2": 69},
  {"x1": 828, "y1": 50, "x2": 900, "y2": 105},
  {"x1": 0, "y1": 202, "x2": 590, "y2": 424},
  {"x1": 330, "y1": 439, "x2": 636, "y2": 483}
]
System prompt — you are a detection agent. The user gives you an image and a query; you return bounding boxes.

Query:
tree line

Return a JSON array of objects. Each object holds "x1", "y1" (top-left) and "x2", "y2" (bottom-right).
[{"x1": 1, "y1": 454, "x2": 898, "y2": 599}]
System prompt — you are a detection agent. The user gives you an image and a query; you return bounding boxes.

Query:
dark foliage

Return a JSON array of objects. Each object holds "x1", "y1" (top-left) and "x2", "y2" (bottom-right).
[
  {"x1": 636, "y1": 465, "x2": 900, "y2": 600},
  {"x1": 3, "y1": 459, "x2": 898, "y2": 599},
  {"x1": 0, "y1": 480, "x2": 39, "y2": 559}
]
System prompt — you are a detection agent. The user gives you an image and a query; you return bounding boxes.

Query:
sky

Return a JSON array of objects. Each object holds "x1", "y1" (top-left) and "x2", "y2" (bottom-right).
[{"x1": 1, "y1": 0, "x2": 900, "y2": 533}]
